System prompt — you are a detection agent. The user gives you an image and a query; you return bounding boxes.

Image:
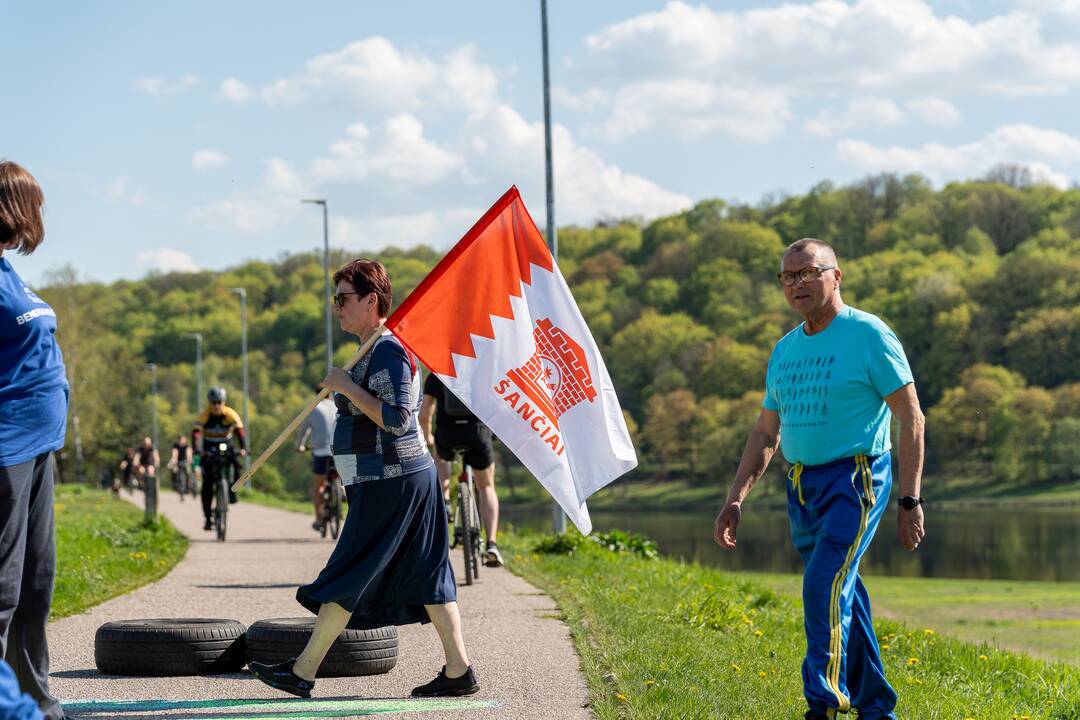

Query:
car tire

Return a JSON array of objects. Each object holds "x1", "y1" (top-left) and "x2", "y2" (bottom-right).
[
  {"x1": 245, "y1": 618, "x2": 398, "y2": 677},
  {"x1": 95, "y1": 618, "x2": 247, "y2": 676}
]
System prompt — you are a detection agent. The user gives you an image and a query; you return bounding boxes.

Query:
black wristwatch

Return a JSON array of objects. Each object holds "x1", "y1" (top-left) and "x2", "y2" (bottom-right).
[{"x1": 897, "y1": 496, "x2": 924, "y2": 511}]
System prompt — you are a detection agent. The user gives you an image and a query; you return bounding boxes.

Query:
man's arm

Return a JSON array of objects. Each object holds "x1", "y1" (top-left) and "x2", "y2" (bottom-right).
[
  {"x1": 714, "y1": 408, "x2": 781, "y2": 549},
  {"x1": 885, "y1": 383, "x2": 925, "y2": 551},
  {"x1": 418, "y1": 395, "x2": 437, "y2": 447}
]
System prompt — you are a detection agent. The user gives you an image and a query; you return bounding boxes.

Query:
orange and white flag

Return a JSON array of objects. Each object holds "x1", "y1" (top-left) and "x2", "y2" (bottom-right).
[{"x1": 386, "y1": 186, "x2": 637, "y2": 534}]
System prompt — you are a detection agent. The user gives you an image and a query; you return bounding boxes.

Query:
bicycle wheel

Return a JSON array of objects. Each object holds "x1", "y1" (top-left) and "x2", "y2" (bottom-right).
[
  {"x1": 458, "y1": 481, "x2": 475, "y2": 586},
  {"x1": 216, "y1": 470, "x2": 228, "y2": 542},
  {"x1": 329, "y1": 482, "x2": 342, "y2": 540},
  {"x1": 466, "y1": 472, "x2": 482, "y2": 581}
]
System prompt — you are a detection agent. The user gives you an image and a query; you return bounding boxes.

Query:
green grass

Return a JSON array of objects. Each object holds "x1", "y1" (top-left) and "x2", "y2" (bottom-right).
[
  {"x1": 53, "y1": 485, "x2": 188, "y2": 620},
  {"x1": 236, "y1": 486, "x2": 315, "y2": 515},
  {"x1": 502, "y1": 529, "x2": 1080, "y2": 720},
  {"x1": 752, "y1": 574, "x2": 1080, "y2": 666}
]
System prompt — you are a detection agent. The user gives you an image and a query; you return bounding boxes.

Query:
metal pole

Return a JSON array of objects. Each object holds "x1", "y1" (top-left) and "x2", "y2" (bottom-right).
[
  {"x1": 230, "y1": 288, "x2": 251, "y2": 474},
  {"x1": 186, "y1": 332, "x2": 203, "y2": 410},
  {"x1": 541, "y1": 0, "x2": 565, "y2": 534},
  {"x1": 303, "y1": 198, "x2": 334, "y2": 373}
]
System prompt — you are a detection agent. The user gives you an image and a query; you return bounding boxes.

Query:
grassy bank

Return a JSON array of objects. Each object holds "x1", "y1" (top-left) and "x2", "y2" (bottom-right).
[
  {"x1": 502, "y1": 529, "x2": 1080, "y2": 719},
  {"x1": 53, "y1": 485, "x2": 188, "y2": 620},
  {"x1": 754, "y1": 574, "x2": 1080, "y2": 666}
]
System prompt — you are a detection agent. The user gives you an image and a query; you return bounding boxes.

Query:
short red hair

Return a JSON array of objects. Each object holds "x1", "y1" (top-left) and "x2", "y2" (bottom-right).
[{"x1": 333, "y1": 259, "x2": 392, "y2": 317}]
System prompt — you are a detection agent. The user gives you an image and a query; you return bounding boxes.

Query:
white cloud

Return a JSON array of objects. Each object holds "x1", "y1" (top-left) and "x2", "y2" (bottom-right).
[
  {"x1": 600, "y1": 80, "x2": 791, "y2": 142},
  {"x1": 133, "y1": 74, "x2": 199, "y2": 97},
  {"x1": 836, "y1": 124, "x2": 1080, "y2": 187},
  {"x1": 905, "y1": 97, "x2": 962, "y2": 127},
  {"x1": 332, "y1": 207, "x2": 485, "y2": 251},
  {"x1": 584, "y1": 0, "x2": 1080, "y2": 95},
  {"x1": 311, "y1": 114, "x2": 462, "y2": 185},
  {"x1": 192, "y1": 149, "x2": 230, "y2": 170},
  {"x1": 806, "y1": 97, "x2": 907, "y2": 138},
  {"x1": 193, "y1": 159, "x2": 312, "y2": 233},
  {"x1": 217, "y1": 77, "x2": 255, "y2": 104},
  {"x1": 136, "y1": 248, "x2": 200, "y2": 273}
]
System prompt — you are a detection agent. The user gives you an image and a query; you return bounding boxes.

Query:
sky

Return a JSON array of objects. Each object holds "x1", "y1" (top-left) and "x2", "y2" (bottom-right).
[{"x1": 5, "y1": 0, "x2": 1080, "y2": 286}]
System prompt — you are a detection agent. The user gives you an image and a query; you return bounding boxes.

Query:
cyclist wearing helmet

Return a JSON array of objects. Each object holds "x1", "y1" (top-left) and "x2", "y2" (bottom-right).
[{"x1": 193, "y1": 387, "x2": 246, "y2": 530}]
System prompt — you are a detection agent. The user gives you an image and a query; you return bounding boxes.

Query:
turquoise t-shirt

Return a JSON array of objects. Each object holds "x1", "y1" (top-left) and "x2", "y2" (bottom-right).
[{"x1": 763, "y1": 305, "x2": 913, "y2": 466}]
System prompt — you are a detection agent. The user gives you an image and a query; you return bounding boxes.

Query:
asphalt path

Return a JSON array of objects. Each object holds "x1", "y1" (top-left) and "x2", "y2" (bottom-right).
[{"x1": 47, "y1": 486, "x2": 591, "y2": 720}]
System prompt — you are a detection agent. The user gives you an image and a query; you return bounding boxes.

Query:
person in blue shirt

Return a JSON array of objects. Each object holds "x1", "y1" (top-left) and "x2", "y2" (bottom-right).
[
  {"x1": 714, "y1": 238, "x2": 926, "y2": 720},
  {"x1": 0, "y1": 161, "x2": 68, "y2": 720}
]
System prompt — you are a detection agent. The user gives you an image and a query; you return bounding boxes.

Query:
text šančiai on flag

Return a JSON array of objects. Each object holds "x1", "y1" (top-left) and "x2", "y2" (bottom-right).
[{"x1": 386, "y1": 186, "x2": 637, "y2": 534}]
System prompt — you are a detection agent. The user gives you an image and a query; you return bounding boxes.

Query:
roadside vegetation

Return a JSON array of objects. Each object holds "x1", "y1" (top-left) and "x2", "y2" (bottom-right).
[
  {"x1": 503, "y1": 528, "x2": 1080, "y2": 719},
  {"x1": 52, "y1": 485, "x2": 187, "y2": 620}
]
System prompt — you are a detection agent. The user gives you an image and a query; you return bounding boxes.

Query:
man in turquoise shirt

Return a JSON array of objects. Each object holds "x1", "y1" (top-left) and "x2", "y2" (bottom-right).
[{"x1": 714, "y1": 238, "x2": 926, "y2": 720}]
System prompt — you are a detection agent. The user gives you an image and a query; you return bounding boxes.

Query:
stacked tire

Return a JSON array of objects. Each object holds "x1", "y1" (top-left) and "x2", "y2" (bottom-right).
[
  {"x1": 95, "y1": 619, "x2": 247, "y2": 676},
  {"x1": 245, "y1": 618, "x2": 398, "y2": 677}
]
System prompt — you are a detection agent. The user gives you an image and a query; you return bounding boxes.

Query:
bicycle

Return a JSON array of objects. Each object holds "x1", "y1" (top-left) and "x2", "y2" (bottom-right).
[
  {"x1": 171, "y1": 462, "x2": 193, "y2": 501},
  {"x1": 318, "y1": 458, "x2": 344, "y2": 540},
  {"x1": 203, "y1": 441, "x2": 232, "y2": 542},
  {"x1": 447, "y1": 454, "x2": 483, "y2": 586}
]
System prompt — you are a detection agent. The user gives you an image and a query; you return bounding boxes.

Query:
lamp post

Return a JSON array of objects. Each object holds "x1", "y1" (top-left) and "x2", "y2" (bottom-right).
[
  {"x1": 540, "y1": 0, "x2": 565, "y2": 534},
  {"x1": 145, "y1": 362, "x2": 159, "y2": 520},
  {"x1": 229, "y1": 287, "x2": 251, "y2": 474},
  {"x1": 186, "y1": 332, "x2": 203, "y2": 410},
  {"x1": 302, "y1": 198, "x2": 334, "y2": 374}
]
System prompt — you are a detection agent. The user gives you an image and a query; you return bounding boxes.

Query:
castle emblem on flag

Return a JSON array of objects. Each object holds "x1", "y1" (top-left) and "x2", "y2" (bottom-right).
[{"x1": 507, "y1": 318, "x2": 597, "y2": 429}]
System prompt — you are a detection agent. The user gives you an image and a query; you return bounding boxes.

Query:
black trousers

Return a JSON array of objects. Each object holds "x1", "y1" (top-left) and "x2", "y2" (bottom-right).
[
  {"x1": 0, "y1": 452, "x2": 63, "y2": 720},
  {"x1": 200, "y1": 455, "x2": 241, "y2": 520}
]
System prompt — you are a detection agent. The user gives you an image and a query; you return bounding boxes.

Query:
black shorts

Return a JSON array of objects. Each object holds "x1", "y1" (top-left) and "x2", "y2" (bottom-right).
[
  {"x1": 434, "y1": 423, "x2": 494, "y2": 470},
  {"x1": 312, "y1": 454, "x2": 330, "y2": 475}
]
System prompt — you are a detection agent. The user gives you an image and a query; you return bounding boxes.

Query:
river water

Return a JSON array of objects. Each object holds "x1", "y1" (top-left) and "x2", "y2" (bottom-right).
[{"x1": 503, "y1": 505, "x2": 1080, "y2": 582}]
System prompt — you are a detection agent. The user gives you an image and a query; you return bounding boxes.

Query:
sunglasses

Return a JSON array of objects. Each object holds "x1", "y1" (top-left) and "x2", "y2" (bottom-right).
[{"x1": 333, "y1": 291, "x2": 373, "y2": 308}]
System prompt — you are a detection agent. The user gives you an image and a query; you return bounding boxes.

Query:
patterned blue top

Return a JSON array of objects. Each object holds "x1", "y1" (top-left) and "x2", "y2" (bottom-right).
[
  {"x1": 763, "y1": 305, "x2": 913, "y2": 466},
  {"x1": 331, "y1": 333, "x2": 432, "y2": 483}
]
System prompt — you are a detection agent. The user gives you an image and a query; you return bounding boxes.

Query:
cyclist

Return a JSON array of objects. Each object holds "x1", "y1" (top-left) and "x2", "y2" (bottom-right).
[
  {"x1": 133, "y1": 436, "x2": 158, "y2": 490},
  {"x1": 168, "y1": 434, "x2": 193, "y2": 493},
  {"x1": 296, "y1": 389, "x2": 338, "y2": 532},
  {"x1": 117, "y1": 447, "x2": 137, "y2": 494},
  {"x1": 419, "y1": 373, "x2": 502, "y2": 567},
  {"x1": 193, "y1": 387, "x2": 246, "y2": 531}
]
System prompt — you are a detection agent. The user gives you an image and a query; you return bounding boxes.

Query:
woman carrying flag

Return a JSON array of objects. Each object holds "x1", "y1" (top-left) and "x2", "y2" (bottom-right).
[{"x1": 248, "y1": 259, "x2": 479, "y2": 698}]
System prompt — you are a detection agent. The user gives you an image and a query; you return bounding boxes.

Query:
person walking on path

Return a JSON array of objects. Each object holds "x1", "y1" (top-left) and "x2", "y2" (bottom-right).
[
  {"x1": 714, "y1": 238, "x2": 925, "y2": 720},
  {"x1": 0, "y1": 160, "x2": 68, "y2": 720},
  {"x1": 295, "y1": 390, "x2": 338, "y2": 532},
  {"x1": 249, "y1": 258, "x2": 479, "y2": 699}
]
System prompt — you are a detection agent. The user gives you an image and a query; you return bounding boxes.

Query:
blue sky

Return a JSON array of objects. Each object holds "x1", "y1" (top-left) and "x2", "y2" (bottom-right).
[{"x1": 5, "y1": 0, "x2": 1080, "y2": 285}]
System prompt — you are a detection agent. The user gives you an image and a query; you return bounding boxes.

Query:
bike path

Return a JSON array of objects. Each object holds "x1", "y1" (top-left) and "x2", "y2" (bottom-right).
[{"x1": 47, "y1": 490, "x2": 591, "y2": 719}]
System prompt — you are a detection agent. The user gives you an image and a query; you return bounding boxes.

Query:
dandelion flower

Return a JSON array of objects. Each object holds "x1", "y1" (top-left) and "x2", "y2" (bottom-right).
[
  {"x1": 924, "y1": 629, "x2": 935, "y2": 636},
  {"x1": 754, "y1": 629, "x2": 763, "y2": 637},
  {"x1": 644, "y1": 680, "x2": 655, "y2": 687},
  {"x1": 616, "y1": 693, "x2": 627, "y2": 703},
  {"x1": 881, "y1": 644, "x2": 890, "y2": 651},
  {"x1": 731, "y1": 663, "x2": 741, "y2": 672},
  {"x1": 758, "y1": 671, "x2": 767, "y2": 679},
  {"x1": 978, "y1": 654, "x2": 989, "y2": 662},
  {"x1": 907, "y1": 658, "x2": 919, "y2": 666}
]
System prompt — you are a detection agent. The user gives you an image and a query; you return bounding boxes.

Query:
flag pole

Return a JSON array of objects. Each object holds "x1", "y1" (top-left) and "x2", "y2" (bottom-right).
[
  {"x1": 231, "y1": 329, "x2": 381, "y2": 491},
  {"x1": 541, "y1": 0, "x2": 567, "y2": 534}
]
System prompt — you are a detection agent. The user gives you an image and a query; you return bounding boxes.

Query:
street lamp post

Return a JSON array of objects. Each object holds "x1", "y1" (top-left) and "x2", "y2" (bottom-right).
[
  {"x1": 302, "y1": 198, "x2": 334, "y2": 374},
  {"x1": 145, "y1": 362, "x2": 159, "y2": 520},
  {"x1": 229, "y1": 288, "x2": 251, "y2": 475},
  {"x1": 186, "y1": 332, "x2": 203, "y2": 410},
  {"x1": 540, "y1": 0, "x2": 565, "y2": 534}
]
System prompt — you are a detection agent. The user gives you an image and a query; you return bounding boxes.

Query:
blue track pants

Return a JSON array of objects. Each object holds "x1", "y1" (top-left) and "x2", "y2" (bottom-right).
[{"x1": 787, "y1": 453, "x2": 897, "y2": 719}]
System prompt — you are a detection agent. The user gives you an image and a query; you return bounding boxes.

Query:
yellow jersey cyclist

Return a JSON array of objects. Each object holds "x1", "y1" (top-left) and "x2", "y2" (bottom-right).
[{"x1": 192, "y1": 387, "x2": 247, "y2": 530}]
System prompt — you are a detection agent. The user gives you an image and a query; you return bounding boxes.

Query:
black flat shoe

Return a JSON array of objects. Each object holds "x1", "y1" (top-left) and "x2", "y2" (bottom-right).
[
  {"x1": 248, "y1": 658, "x2": 314, "y2": 698},
  {"x1": 411, "y1": 665, "x2": 479, "y2": 697}
]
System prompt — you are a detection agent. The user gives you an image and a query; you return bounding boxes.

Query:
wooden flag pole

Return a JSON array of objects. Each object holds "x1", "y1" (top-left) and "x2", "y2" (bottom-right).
[{"x1": 231, "y1": 328, "x2": 384, "y2": 491}]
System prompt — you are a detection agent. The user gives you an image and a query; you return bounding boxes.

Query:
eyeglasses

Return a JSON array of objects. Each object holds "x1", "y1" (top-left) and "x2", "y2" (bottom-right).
[
  {"x1": 777, "y1": 265, "x2": 836, "y2": 287},
  {"x1": 333, "y1": 292, "x2": 360, "y2": 308}
]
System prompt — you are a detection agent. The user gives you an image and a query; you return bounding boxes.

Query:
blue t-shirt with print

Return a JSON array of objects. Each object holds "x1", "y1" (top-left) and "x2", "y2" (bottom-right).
[
  {"x1": 763, "y1": 305, "x2": 913, "y2": 466},
  {"x1": 0, "y1": 257, "x2": 68, "y2": 468}
]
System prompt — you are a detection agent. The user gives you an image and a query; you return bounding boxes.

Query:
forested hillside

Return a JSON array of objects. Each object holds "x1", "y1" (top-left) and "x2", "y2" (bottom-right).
[{"x1": 40, "y1": 171, "x2": 1080, "y2": 499}]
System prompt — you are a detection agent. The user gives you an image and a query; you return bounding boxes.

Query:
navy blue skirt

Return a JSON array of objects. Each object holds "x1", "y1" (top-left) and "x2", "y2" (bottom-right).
[{"x1": 296, "y1": 463, "x2": 456, "y2": 629}]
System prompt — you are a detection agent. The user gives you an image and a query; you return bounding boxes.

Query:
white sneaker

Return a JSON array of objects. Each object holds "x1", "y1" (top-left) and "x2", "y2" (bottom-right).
[{"x1": 484, "y1": 543, "x2": 504, "y2": 567}]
